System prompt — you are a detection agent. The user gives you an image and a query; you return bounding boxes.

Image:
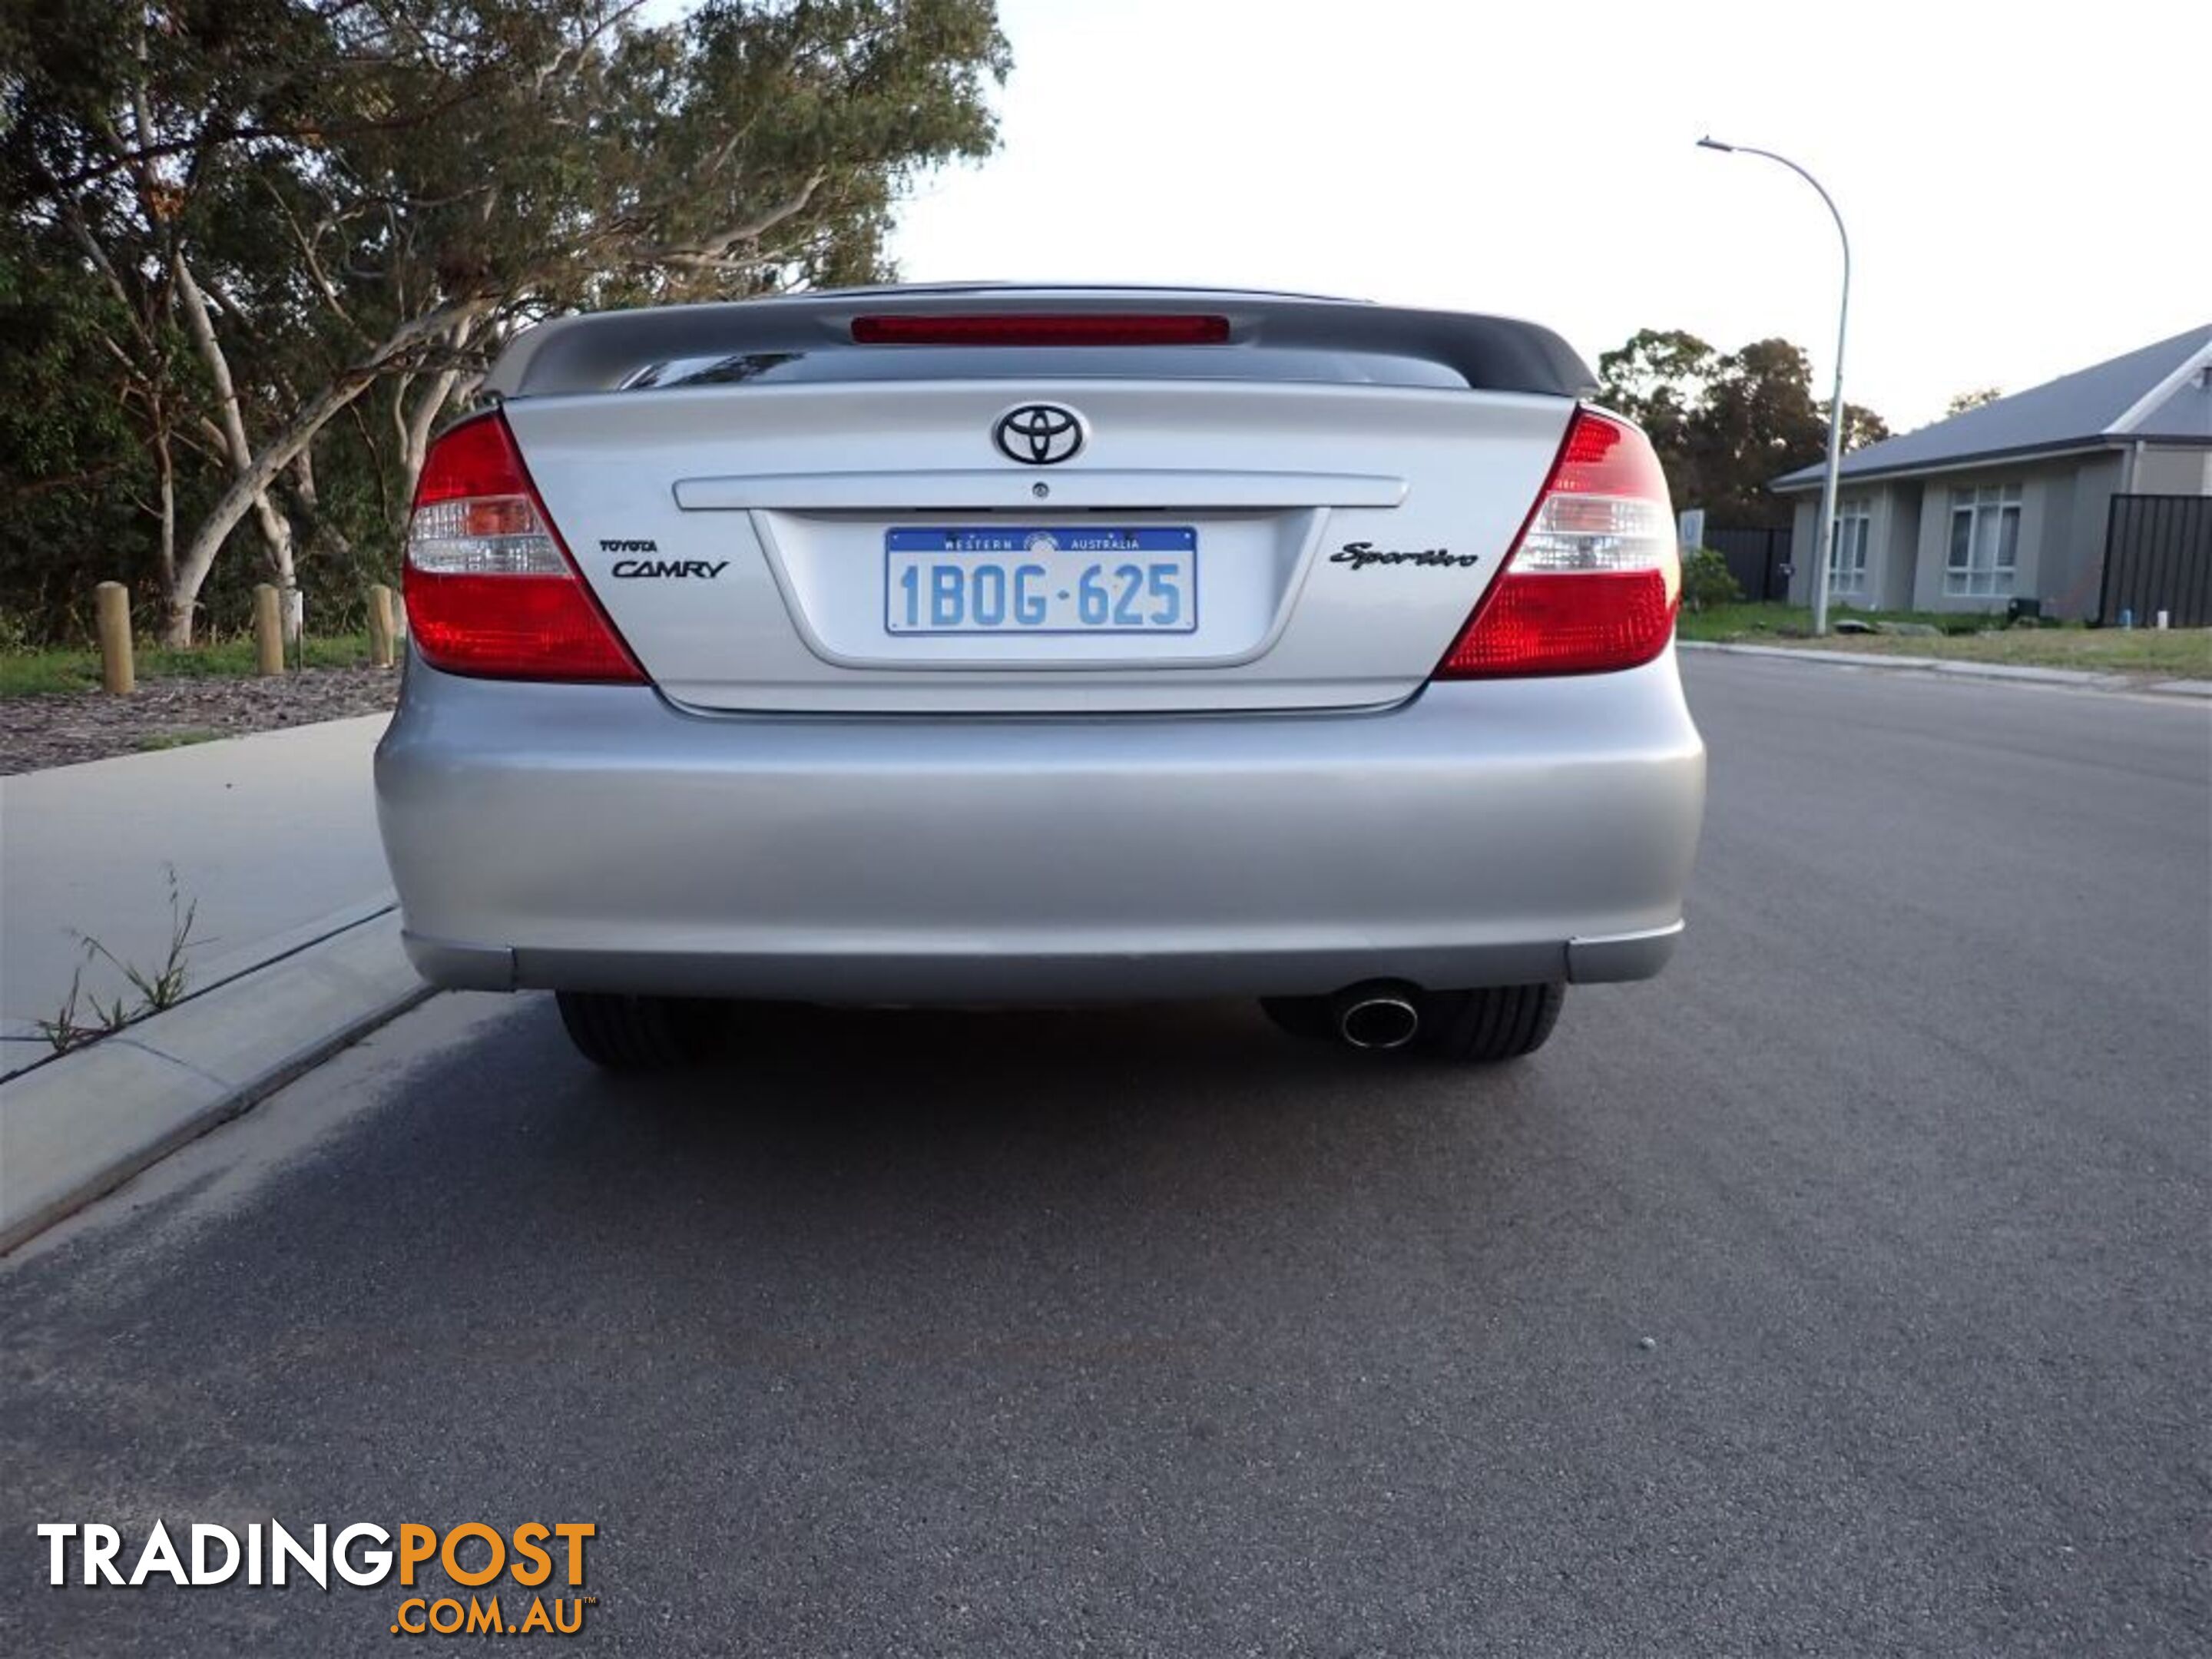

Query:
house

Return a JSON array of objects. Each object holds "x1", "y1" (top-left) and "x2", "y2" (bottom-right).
[{"x1": 1770, "y1": 326, "x2": 2212, "y2": 618}]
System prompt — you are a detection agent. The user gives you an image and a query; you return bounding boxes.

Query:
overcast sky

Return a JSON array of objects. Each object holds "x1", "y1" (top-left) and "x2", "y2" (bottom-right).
[{"x1": 886, "y1": 0, "x2": 2210, "y2": 429}]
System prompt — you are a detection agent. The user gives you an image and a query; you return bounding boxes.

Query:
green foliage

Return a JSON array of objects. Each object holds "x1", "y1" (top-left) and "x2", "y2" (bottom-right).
[
  {"x1": 39, "y1": 867, "x2": 203, "y2": 1054},
  {"x1": 0, "y1": 223, "x2": 164, "y2": 637},
  {"x1": 37, "y1": 961, "x2": 137, "y2": 1054},
  {"x1": 1676, "y1": 603, "x2": 2212, "y2": 677},
  {"x1": 1679, "y1": 602, "x2": 1980, "y2": 642},
  {"x1": 134, "y1": 728, "x2": 227, "y2": 751},
  {"x1": 1679, "y1": 548, "x2": 1743, "y2": 613},
  {"x1": 1598, "y1": 329, "x2": 1889, "y2": 527},
  {"x1": 1944, "y1": 386, "x2": 2003, "y2": 416},
  {"x1": 0, "y1": 2, "x2": 1012, "y2": 641},
  {"x1": 0, "y1": 631, "x2": 374, "y2": 697}
]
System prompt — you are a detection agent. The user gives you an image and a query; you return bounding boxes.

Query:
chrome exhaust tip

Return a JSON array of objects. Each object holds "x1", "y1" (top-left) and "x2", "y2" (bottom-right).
[{"x1": 1333, "y1": 982, "x2": 1422, "y2": 1051}]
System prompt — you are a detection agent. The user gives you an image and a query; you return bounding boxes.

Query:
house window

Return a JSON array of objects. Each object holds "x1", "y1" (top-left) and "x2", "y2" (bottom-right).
[
  {"x1": 1828, "y1": 501, "x2": 1871, "y2": 595},
  {"x1": 1945, "y1": 484, "x2": 2022, "y2": 597}
]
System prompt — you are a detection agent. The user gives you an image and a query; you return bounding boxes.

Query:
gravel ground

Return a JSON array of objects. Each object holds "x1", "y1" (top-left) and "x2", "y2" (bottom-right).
[{"x1": 0, "y1": 667, "x2": 398, "y2": 774}]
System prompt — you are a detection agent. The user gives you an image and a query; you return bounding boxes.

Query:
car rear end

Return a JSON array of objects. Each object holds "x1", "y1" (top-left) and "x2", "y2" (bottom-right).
[{"x1": 374, "y1": 288, "x2": 1704, "y2": 1061}]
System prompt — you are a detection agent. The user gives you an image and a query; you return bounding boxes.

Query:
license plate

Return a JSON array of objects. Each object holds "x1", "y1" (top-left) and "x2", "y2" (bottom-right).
[{"x1": 885, "y1": 527, "x2": 1198, "y2": 635}]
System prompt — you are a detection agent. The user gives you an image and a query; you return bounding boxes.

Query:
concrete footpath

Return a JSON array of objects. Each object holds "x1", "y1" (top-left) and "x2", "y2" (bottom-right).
[
  {"x1": 1, "y1": 716, "x2": 394, "y2": 1061},
  {"x1": 0, "y1": 714, "x2": 427, "y2": 1250}
]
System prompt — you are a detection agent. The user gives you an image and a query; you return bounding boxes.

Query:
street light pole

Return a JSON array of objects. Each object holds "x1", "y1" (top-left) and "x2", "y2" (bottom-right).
[{"x1": 1698, "y1": 137, "x2": 1851, "y2": 637}]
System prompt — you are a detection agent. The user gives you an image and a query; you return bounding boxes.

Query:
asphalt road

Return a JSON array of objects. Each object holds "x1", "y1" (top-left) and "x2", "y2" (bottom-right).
[{"x1": 4, "y1": 654, "x2": 2207, "y2": 1657}]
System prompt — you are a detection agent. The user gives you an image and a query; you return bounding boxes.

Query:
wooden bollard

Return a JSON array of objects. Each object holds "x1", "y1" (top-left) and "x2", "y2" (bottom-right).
[
  {"x1": 252, "y1": 583, "x2": 285, "y2": 675},
  {"x1": 94, "y1": 581, "x2": 134, "y2": 694},
  {"x1": 368, "y1": 583, "x2": 396, "y2": 667}
]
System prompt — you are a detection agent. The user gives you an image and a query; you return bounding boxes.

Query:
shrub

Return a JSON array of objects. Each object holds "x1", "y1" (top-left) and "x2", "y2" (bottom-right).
[{"x1": 1681, "y1": 548, "x2": 1743, "y2": 613}]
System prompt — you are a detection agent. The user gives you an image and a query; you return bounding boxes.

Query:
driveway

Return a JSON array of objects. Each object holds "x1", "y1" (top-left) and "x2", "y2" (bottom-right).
[{"x1": 2, "y1": 655, "x2": 2205, "y2": 1656}]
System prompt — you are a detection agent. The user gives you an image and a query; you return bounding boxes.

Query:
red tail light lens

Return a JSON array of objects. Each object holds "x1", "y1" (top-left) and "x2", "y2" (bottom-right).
[
  {"x1": 1434, "y1": 408, "x2": 1681, "y2": 678},
  {"x1": 850, "y1": 313, "x2": 1230, "y2": 346},
  {"x1": 402, "y1": 411, "x2": 644, "y2": 684}
]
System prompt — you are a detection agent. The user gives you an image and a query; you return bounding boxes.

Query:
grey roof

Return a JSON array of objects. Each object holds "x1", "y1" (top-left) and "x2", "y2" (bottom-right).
[
  {"x1": 2131, "y1": 364, "x2": 2212, "y2": 442},
  {"x1": 1773, "y1": 325, "x2": 2212, "y2": 490}
]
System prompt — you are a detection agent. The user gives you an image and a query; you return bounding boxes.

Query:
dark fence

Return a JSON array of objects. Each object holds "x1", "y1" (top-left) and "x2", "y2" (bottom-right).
[
  {"x1": 1704, "y1": 525, "x2": 1793, "y2": 602},
  {"x1": 2098, "y1": 495, "x2": 2212, "y2": 627}
]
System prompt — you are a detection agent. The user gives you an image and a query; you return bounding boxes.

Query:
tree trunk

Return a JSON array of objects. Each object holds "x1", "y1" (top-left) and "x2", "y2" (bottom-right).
[
  {"x1": 266, "y1": 509, "x2": 300, "y2": 644},
  {"x1": 398, "y1": 363, "x2": 464, "y2": 508},
  {"x1": 151, "y1": 398, "x2": 190, "y2": 646},
  {"x1": 165, "y1": 296, "x2": 492, "y2": 644},
  {"x1": 288, "y1": 445, "x2": 356, "y2": 565},
  {"x1": 173, "y1": 251, "x2": 303, "y2": 640},
  {"x1": 152, "y1": 422, "x2": 176, "y2": 599},
  {"x1": 395, "y1": 315, "x2": 476, "y2": 514}
]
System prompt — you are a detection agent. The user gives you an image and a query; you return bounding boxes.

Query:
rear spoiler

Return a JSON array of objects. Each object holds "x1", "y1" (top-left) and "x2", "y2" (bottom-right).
[{"x1": 482, "y1": 287, "x2": 1598, "y2": 400}]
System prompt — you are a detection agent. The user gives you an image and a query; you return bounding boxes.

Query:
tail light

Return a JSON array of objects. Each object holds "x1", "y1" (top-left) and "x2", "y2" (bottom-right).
[
  {"x1": 851, "y1": 313, "x2": 1230, "y2": 346},
  {"x1": 1434, "y1": 407, "x2": 1681, "y2": 678},
  {"x1": 402, "y1": 411, "x2": 644, "y2": 683}
]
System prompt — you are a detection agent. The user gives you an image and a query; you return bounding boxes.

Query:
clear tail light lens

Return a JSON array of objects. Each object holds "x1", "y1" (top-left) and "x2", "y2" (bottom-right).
[
  {"x1": 1435, "y1": 407, "x2": 1681, "y2": 678},
  {"x1": 402, "y1": 412, "x2": 644, "y2": 684}
]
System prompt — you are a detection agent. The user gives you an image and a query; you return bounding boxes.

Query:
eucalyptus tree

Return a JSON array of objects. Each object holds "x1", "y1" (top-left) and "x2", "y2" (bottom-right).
[
  {"x1": 1598, "y1": 329, "x2": 1890, "y2": 528},
  {"x1": 4, "y1": 1, "x2": 1008, "y2": 643}
]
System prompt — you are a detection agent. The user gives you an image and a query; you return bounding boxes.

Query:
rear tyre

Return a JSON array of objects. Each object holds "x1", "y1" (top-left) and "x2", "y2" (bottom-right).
[
  {"x1": 1413, "y1": 982, "x2": 1565, "y2": 1063},
  {"x1": 555, "y1": 991, "x2": 711, "y2": 1071}
]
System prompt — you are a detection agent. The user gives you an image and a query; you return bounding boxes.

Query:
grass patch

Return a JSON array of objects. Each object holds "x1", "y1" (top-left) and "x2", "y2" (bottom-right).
[
  {"x1": 1681, "y1": 603, "x2": 2212, "y2": 678},
  {"x1": 133, "y1": 727, "x2": 229, "y2": 753},
  {"x1": 0, "y1": 632, "x2": 376, "y2": 698},
  {"x1": 1677, "y1": 601, "x2": 1957, "y2": 641}
]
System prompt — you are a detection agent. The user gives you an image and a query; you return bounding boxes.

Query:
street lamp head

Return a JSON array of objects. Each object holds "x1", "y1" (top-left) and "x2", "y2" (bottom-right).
[{"x1": 1696, "y1": 136, "x2": 1736, "y2": 152}]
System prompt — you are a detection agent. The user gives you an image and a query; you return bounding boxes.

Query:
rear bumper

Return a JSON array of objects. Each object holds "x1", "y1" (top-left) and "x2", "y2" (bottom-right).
[{"x1": 375, "y1": 654, "x2": 1705, "y2": 1002}]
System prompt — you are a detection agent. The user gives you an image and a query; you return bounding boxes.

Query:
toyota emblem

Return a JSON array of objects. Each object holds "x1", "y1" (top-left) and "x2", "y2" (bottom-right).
[{"x1": 994, "y1": 404, "x2": 1084, "y2": 465}]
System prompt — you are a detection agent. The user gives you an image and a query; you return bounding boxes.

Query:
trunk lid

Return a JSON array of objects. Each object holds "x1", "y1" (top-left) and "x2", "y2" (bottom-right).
[{"x1": 505, "y1": 378, "x2": 1575, "y2": 714}]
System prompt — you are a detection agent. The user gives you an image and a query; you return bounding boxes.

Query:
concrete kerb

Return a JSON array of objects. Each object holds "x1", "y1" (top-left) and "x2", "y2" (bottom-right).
[
  {"x1": 0, "y1": 909, "x2": 432, "y2": 1254},
  {"x1": 0, "y1": 894, "x2": 401, "y2": 1074}
]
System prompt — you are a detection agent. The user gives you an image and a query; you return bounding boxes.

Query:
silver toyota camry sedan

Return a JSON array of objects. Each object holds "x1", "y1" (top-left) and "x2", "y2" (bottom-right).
[{"x1": 375, "y1": 286, "x2": 1706, "y2": 1070}]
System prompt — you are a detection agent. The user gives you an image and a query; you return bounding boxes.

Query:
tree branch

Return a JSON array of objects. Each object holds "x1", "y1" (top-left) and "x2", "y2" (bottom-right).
[
  {"x1": 649, "y1": 171, "x2": 830, "y2": 270},
  {"x1": 34, "y1": 87, "x2": 493, "y2": 195}
]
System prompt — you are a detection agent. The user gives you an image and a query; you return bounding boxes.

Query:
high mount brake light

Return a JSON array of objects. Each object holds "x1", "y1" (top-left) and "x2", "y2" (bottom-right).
[
  {"x1": 402, "y1": 411, "x2": 644, "y2": 684},
  {"x1": 850, "y1": 313, "x2": 1231, "y2": 347},
  {"x1": 1434, "y1": 408, "x2": 1681, "y2": 678}
]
